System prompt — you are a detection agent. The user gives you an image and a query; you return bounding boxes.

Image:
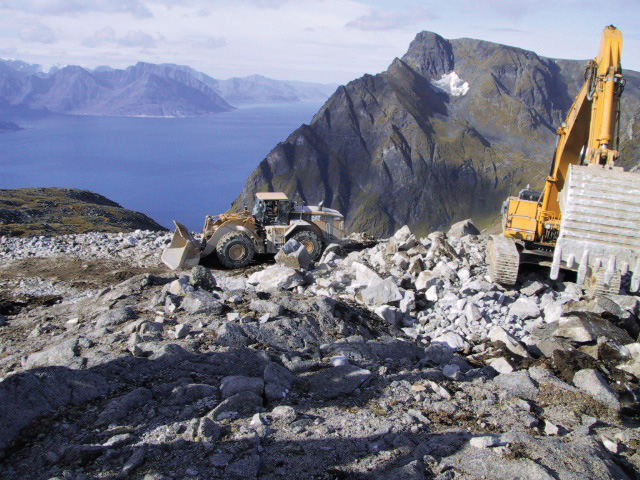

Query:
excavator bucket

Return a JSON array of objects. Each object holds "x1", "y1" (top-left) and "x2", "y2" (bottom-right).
[
  {"x1": 551, "y1": 165, "x2": 640, "y2": 294},
  {"x1": 161, "y1": 221, "x2": 202, "y2": 270}
]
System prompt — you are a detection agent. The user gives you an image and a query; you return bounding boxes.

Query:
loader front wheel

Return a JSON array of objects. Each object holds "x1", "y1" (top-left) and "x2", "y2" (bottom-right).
[
  {"x1": 292, "y1": 230, "x2": 323, "y2": 261},
  {"x1": 216, "y1": 232, "x2": 255, "y2": 269}
]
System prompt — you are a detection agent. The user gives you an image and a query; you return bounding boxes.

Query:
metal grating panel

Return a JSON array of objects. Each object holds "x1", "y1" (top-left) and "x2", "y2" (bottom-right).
[{"x1": 553, "y1": 164, "x2": 640, "y2": 291}]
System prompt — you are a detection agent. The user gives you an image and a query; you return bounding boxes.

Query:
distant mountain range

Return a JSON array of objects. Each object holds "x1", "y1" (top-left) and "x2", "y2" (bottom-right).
[
  {"x1": 0, "y1": 59, "x2": 337, "y2": 117},
  {"x1": 232, "y1": 31, "x2": 640, "y2": 236}
]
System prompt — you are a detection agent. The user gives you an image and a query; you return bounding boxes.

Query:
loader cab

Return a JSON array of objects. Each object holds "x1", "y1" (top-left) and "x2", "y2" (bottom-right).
[{"x1": 252, "y1": 192, "x2": 294, "y2": 226}]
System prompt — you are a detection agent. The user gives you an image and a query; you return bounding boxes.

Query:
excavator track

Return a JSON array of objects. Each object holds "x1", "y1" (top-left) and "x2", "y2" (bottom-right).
[{"x1": 487, "y1": 235, "x2": 520, "y2": 287}]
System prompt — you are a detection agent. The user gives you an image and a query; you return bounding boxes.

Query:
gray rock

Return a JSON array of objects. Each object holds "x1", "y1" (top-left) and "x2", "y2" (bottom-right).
[
  {"x1": 103, "y1": 433, "x2": 137, "y2": 447},
  {"x1": 488, "y1": 326, "x2": 531, "y2": 358},
  {"x1": 400, "y1": 290, "x2": 416, "y2": 314},
  {"x1": 197, "y1": 417, "x2": 221, "y2": 443},
  {"x1": 0, "y1": 315, "x2": 7, "y2": 327},
  {"x1": 459, "y1": 279, "x2": 494, "y2": 295},
  {"x1": 210, "y1": 453, "x2": 233, "y2": 468},
  {"x1": 181, "y1": 290, "x2": 224, "y2": 315},
  {"x1": 275, "y1": 239, "x2": 312, "y2": 270},
  {"x1": 122, "y1": 447, "x2": 146, "y2": 476},
  {"x1": 440, "y1": 435, "x2": 626, "y2": 480},
  {"x1": 97, "y1": 387, "x2": 152, "y2": 425},
  {"x1": 352, "y1": 261, "x2": 382, "y2": 287},
  {"x1": 415, "y1": 271, "x2": 444, "y2": 291},
  {"x1": 493, "y1": 371, "x2": 539, "y2": 400},
  {"x1": 23, "y1": 338, "x2": 80, "y2": 369},
  {"x1": 393, "y1": 225, "x2": 417, "y2": 250},
  {"x1": 216, "y1": 323, "x2": 250, "y2": 347},
  {"x1": 374, "y1": 305, "x2": 399, "y2": 325},
  {"x1": 173, "y1": 323, "x2": 190, "y2": 339},
  {"x1": 469, "y1": 435, "x2": 501, "y2": 448},
  {"x1": 360, "y1": 278, "x2": 403, "y2": 307},
  {"x1": 247, "y1": 265, "x2": 305, "y2": 291},
  {"x1": 169, "y1": 277, "x2": 194, "y2": 296},
  {"x1": 249, "y1": 299, "x2": 284, "y2": 317},
  {"x1": 220, "y1": 375, "x2": 264, "y2": 399},
  {"x1": 442, "y1": 364, "x2": 461, "y2": 380},
  {"x1": 225, "y1": 454, "x2": 260, "y2": 479},
  {"x1": 95, "y1": 306, "x2": 137, "y2": 328},
  {"x1": 464, "y1": 303, "x2": 482, "y2": 322},
  {"x1": 210, "y1": 391, "x2": 262, "y2": 420},
  {"x1": 553, "y1": 314, "x2": 633, "y2": 345},
  {"x1": 263, "y1": 362, "x2": 296, "y2": 402},
  {"x1": 166, "y1": 383, "x2": 217, "y2": 405},
  {"x1": 447, "y1": 219, "x2": 480, "y2": 238},
  {"x1": 306, "y1": 365, "x2": 372, "y2": 399},
  {"x1": 489, "y1": 357, "x2": 514, "y2": 374},
  {"x1": 271, "y1": 405, "x2": 296, "y2": 423},
  {"x1": 432, "y1": 332, "x2": 468, "y2": 352},
  {"x1": 572, "y1": 369, "x2": 620, "y2": 411},
  {"x1": 0, "y1": 368, "x2": 108, "y2": 450},
  {"x1": 521, "y1": 280, "x2": 547, "y2": 297},
  {"x1": 508, "y1": 298, "x2": 540, "y2": 320},
  {"x1": 189, "y1": 265, "x2": 217, "y2": 290}
]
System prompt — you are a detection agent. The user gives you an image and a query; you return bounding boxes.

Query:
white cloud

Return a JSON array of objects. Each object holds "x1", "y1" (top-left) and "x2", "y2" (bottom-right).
[
  {"x1": 2, "y1": 0, "x2": 152, "y2": 19},
  {"x1": 83, "y1": 27, "x2": 158, "y2": 48},
  {"x1": 346, "y1": 10, "x2": 406, "y2": 31},
  {"x1": 19, "y1": 23, "x2": 57, "y2": 43},
  {"x1": 187, "y1": 35, "x2": 227, "y2": 49}
]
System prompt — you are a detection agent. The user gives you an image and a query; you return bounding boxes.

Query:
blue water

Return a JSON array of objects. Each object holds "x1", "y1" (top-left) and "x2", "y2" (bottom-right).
[{"x1": 0, "y1": 102, "x2": 323, "y2": 231}]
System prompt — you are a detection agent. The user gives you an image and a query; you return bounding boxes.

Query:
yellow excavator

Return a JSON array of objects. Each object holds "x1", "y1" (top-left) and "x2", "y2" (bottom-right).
[{"x1": 488, "y1": 25, "x2": 640, "y2": 295}]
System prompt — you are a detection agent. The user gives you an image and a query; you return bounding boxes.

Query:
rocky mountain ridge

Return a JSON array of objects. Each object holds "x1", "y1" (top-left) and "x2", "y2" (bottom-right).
[
  {"x1": 233, "y1": 31, "x2": 640, "y2": 236},
  {"x1": 0, "y1": 188, "x2": 167, "y2": 236},
  {"x1": 0, "y1": 221, "x2": 638, "y2": 479},
  {"x1": 0, "y1": 59, "x2": 336, "y2": 117}
]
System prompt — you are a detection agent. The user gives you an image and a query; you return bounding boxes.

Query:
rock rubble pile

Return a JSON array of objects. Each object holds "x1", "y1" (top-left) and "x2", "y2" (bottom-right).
[{"x1": 0, "y1": 221, "x2": 639, "y2": 480}]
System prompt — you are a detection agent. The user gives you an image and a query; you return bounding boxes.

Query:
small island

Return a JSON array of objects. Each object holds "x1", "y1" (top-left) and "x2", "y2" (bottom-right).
[{"x1": 0, "y1": 120, "x2": 23, "y2": 133}]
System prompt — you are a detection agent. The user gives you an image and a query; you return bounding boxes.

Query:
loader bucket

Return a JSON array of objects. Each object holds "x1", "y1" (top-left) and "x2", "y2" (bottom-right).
[
  {"x1": 552, "y1": 165, "x2": 640, "y2": 294},
  {"x1": 161, "y1": 221, "x2": 202, "y2": 270}
]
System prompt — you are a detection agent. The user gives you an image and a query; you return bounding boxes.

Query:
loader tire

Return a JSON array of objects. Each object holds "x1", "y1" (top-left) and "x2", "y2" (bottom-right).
[
  {"x1": 292, "y1": 230, "x2": 323, "y2": 261},
  {"x1": 216, "y1": 232, "x2": 255, "y2": 269}
]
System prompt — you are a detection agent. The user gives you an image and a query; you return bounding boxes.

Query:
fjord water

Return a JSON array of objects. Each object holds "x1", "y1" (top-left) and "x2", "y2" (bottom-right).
[{"x1": 1, "y1": 101, "x2": 324, "y2": 231}]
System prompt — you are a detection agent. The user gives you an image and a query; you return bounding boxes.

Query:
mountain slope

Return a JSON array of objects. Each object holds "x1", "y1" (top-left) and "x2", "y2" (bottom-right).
[
  {"x1": 0, "y1": 188, "x2": 167, "y2": 236},
  {"x1": 233, "y1": 32, "x2": 640, "y2": 236}
]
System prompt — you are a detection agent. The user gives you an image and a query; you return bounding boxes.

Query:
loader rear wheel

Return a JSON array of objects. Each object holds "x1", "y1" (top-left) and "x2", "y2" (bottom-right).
[
  {"x1": 292, "y1": 230, "x2": 323, "y2": 261},
  {"x1": 216, "y1": 232, "x2": 255, "y2": 269}
]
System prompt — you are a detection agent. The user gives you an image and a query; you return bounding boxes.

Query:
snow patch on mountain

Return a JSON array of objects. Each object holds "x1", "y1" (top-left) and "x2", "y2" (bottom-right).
[{"x1": 431, "y1": 71, "x2": 469, "y2": 96}]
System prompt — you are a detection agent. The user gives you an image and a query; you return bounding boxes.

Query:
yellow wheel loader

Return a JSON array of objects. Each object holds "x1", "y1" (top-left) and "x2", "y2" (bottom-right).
[
  {"x1": 161, "y1": 192, "x2": 345, "y2": 269},
  {"x1": 489, "y1": 26, "x2": 640, "y2": 295}
]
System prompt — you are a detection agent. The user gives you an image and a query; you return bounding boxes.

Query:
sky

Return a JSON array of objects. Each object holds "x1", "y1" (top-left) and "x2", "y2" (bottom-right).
[{"x1": 1, "y1": 0, "x2": 639, "y2": 84}]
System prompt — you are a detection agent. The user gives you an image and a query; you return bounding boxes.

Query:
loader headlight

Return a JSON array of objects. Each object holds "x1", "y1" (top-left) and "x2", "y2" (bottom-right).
[{"x1": 544, "y1": 223, "x2": 552, "y2": 229}]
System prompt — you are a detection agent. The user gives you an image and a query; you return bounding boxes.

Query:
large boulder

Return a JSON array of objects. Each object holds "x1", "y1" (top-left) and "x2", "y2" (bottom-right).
[
  {"x1": 447, "y1": 219, "x2": 480, "y2": 238},
  {"x1": 247, "y1": 265, "x2": 305, "y2": 291},
  {"x1": 572, "y1": 369, "x2": 620, "y2": 411},
  {"x1": 359, "y1": 278, "x2": 403, "y2": 307},
  {"x1": 274, "y1": 239, "x2": 312, "y2": 270}
]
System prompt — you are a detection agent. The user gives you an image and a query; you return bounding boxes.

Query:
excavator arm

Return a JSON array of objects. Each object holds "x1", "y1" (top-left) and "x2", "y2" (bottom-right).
[
  {"x1": 492, "y1": 26, "x2": 640, "y2": 295},
  {"x1": 539, "y1": 25, "x2": 624, "y2": 227}
]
